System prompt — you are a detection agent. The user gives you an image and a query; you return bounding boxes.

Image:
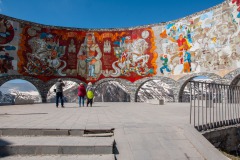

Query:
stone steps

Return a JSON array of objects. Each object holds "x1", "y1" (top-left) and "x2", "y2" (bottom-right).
[
  {"x1": 0, "y1": 136, "x2": 114, "y2": 156},
  {"x1": 0, "y1": 155, "x2": 115, "y2": 160},
  {"x1": 0, "y1": 128, "x2": 114, "y2": 137},
  {"x1": 0, "y1": 128, "x2": 115, "y2": 157}
]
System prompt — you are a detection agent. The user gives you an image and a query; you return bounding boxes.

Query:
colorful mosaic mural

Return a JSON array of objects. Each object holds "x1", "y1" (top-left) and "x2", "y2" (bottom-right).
[
  {"x1": 153, "y1": 1, "x2": 240, "y2": 77},
  {"x1": 1, "y1": 0, "x2": 240, "y2": 83},
  {"x1": 17, "y1": 27, "x2": 156, "y2": 82},
  {"x1": 0, "y1": 19, "x2": 20, "y2": 75}
]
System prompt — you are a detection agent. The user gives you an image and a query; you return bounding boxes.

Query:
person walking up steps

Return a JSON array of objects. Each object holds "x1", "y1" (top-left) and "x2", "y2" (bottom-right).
[
  {"x1": 78, "y1": 83, "x2": 86, "y2": 107},
  {"x1": 86, "y1": 82, "x2": 94, "y2": 107},
  {"x1": 55, "y1": 78, "x2": 65, "y2": 108}
]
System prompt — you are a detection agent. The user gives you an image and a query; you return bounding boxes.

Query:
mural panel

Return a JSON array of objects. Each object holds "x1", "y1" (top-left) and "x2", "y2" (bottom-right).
[
  {"x1": 152, "y1": 1, "x2": 240, "y2": 78},
  {"x1": 0, "y1": 19, "x2": 20, "y2": 76},
  {"x1": 17, "y1": 27, "x2": 157, "y2": 82},
  {"x1": 1, "y1": 0, "x2": 240, "y2": 83}
]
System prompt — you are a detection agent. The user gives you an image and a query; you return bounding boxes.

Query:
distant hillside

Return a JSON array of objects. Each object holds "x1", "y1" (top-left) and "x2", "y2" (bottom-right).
[
  {"x1": 47, "y1": 81, "x2": 78, "y2": 103},
  {"x1": 1, "y1": 82, "x2": 38, "y2": 94},
  {"x1": 137, "y1": 80, "x2": 174, "y2": 102},
  {"x1": 0, "y1": 77, "x2": 215, "y2": 104},
  {"x1": 94, "y1": 81, "x2": 130, "y2": 102}
]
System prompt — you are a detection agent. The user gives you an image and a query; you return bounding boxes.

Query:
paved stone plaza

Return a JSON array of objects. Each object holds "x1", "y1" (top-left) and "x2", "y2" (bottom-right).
[{"x1": 0, "y1": 102, "x2": 230, "y2": 160}]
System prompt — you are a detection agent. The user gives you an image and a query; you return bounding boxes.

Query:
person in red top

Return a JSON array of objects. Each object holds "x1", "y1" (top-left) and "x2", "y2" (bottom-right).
[{"x1": 78, "y1": 83, "x2": 86, "y2": 107}]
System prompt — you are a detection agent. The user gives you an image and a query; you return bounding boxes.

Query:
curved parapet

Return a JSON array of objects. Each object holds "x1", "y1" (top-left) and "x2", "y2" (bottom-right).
[{"x1": 0, "y1": 0, "x2": 240, "y2": 87}]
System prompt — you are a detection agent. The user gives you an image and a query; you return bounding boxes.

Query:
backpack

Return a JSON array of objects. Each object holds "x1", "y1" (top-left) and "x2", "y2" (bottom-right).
[{"x1": 87, "y1": 90, "x2": 94, "y2": 99}]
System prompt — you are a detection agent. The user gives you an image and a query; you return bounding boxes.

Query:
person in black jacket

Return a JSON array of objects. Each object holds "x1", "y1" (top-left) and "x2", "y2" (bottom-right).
[{"x1": 55, "y1": 78, "x2": 65, "y2": 108}]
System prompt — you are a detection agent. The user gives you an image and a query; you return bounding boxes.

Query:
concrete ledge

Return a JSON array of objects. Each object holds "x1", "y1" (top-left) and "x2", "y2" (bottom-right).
[
  {"x1": 146, "y1": 99, "x2": 165, "y2": 105},
  {"x1": 43, "y1": 130, "x2": 69, "y2": 136},
  {"x1": 183, "y1": 125, "x2": 229, "y2": 160},
  {"x1": 69, "y1": 130, "x2": 84, "y2": 136},
  {"x1": 0, "y1": 128, "x2": 113, "y2": 136},
  {"x1": 0, "y1": 128, "x2": 114, "y2": 137},
  {"x1": 83, "y1": 133, "x2": 114, "y2": 137}
]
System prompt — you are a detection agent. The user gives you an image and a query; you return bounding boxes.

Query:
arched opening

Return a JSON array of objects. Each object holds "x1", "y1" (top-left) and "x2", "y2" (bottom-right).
[
  {"x1": 230, "y1": 74, "x2": 240, "y2": 86},
  {"x1": 180, "y1": 76, "x2": 214, "y2": 102},
  {"x1": 47, "y1": 80, "x2": 79, "y2": 103},
  {"x1": 94, "y1": 81, "x2": 130, "y2": 102},
  {"x1": 136, "y1": 80, "x2": 175, "y2": 102},
  {"x1": 0, "y1": 79, "x2": 41, "y2": 105}
]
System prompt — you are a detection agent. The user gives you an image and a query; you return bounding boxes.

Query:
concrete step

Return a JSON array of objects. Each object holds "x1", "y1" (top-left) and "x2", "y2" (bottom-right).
[
  {"x1": 83, "y1": 133, "x2": 114, "y2": 137},
  {"x1": 183, "y1": 125, "x2": 229, "y2": 160},
  {"x1": 0, "y1": 136, "x2": 114, "y2": 156},
  {"x1": 0, "y1": 154, "x2": 115, "y2": 160},
  {"x1": 0, "y1": 128, "x2": 114, "y2": 137}
]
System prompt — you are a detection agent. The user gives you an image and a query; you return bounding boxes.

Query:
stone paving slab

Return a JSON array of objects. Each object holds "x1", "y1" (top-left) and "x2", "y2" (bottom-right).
[
  {"x1": 0, "y1": 102, "x2": 230, "y2": 160},
  {"x1": 0, "y1": 155, "x2": 115, "y2": 160}
]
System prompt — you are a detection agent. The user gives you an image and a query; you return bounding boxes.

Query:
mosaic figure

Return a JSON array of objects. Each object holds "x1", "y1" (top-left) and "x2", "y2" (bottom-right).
[
  {"x1": 160, "y1": 54, "x2": 171, "y2": 74},
  {"x1": 77, "y1": 33, "x2": 102, "y2": 80}
]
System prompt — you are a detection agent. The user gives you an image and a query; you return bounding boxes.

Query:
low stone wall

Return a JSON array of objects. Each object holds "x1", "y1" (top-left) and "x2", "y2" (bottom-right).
[
  {"x1": 14, "y1": 99, "x2": 34, "y2": 105},
  {"x1": 203, "y1": 125, "x2": 240, "y2": 153}
]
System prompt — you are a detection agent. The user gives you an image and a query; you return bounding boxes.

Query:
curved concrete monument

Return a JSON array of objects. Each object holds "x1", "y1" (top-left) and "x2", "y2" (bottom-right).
[{"x1": 0, "y1": 0, "x2": 240, "y2": 102}]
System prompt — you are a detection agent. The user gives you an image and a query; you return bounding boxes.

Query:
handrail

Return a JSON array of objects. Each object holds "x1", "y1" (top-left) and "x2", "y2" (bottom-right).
[{"x1": 189, "y1": 81, "x2": 240, "y2": 131}]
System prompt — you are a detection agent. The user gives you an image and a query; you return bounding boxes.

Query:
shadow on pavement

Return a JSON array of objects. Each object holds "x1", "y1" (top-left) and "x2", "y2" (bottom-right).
[{"x1": 0, "y1": 139, "x2": 12, "y2": 157}]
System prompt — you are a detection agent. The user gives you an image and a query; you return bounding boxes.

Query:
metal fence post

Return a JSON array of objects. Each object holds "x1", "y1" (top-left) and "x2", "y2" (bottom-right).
[{"x1": 190, "y1": 81, "x2": 192, "y2": 124}]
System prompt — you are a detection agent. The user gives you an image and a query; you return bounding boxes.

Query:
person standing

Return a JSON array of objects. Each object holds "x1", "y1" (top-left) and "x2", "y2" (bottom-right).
[
  {"x1": 86, "y1": 82, "x2": 94, "y2": 107},
  {"x1": 55, "y1": 78, "x2": 65, "y2": 108},
  {"x1": 78, "y1": 83, "x2": 86, "y2": 107}
]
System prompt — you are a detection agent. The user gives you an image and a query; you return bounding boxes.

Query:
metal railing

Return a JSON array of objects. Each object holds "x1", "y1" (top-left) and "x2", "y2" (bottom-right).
[{"x1": 189, "y1": 81, "x2": 240, "y2": 131}]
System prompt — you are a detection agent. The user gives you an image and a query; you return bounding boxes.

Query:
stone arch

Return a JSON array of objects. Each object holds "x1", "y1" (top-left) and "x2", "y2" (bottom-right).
[
  {"x1": 223, "y1": 68, "x2": 240, "y2": 85},
  {"x1": 0, "y1": 75, "x2": 45, "y2": 102},
  {"x1": 177, "y1": 72, "x2": 223, "y2": 102},
  {"x1": 94, "y1": 78, "x2": 132, "y2": 102},
  {"x1": 46, "y1": 78, "x2": 84, "y2": 89},
  {"x1": 230, "y1": 75, "x2": 240, "y2": 86},
  {"x1": 134, "y1": 76, "x2": 177, "y2": 102},
  {"x1": 45, "y1": 78, "x2": 84, "y2": 103},
  {"x1": 94, "y1": 78, "x2": 132, "y2": 92}
]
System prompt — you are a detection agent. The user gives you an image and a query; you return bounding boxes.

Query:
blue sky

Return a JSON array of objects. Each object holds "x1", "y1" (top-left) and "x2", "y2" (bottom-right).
[{"x1": 0, "y1": 0, "x2": 224, "y2": 28}]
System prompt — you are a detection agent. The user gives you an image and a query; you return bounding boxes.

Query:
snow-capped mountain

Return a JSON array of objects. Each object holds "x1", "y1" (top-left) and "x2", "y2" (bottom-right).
[
  {"x1": 181, "y1": 78, "x2": 214, "y2": 102},
  {"x1": 48, "y1": 81, "x2": 131, "y2": 102},
  {"x1": 137, "y1": 80, "x2": 174, "y2": 102},
  {"x1": 0, "y1": 82, "x2": 41, "y2": 104},
  {"x1": 47, "y1": 81, "x2": 78, "y2": 103},
  {"x1": 94, "y1": 81, "x2": 130, "y2": 102},
  {"x1": 0, "y1": 91, "x2": 15, "y2": 104},
  {"x1": 0, "y1": 77, "x2": 215, "y2": 104}
]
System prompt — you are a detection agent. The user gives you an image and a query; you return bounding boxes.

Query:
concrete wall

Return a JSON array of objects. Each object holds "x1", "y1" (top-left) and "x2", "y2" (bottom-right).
[
  {"x1": 1, "y1": 0, "x2": 240, "y2": 102},
  {"x1": 203, "y1": 125, "x2": 240, "y2": 153}
]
